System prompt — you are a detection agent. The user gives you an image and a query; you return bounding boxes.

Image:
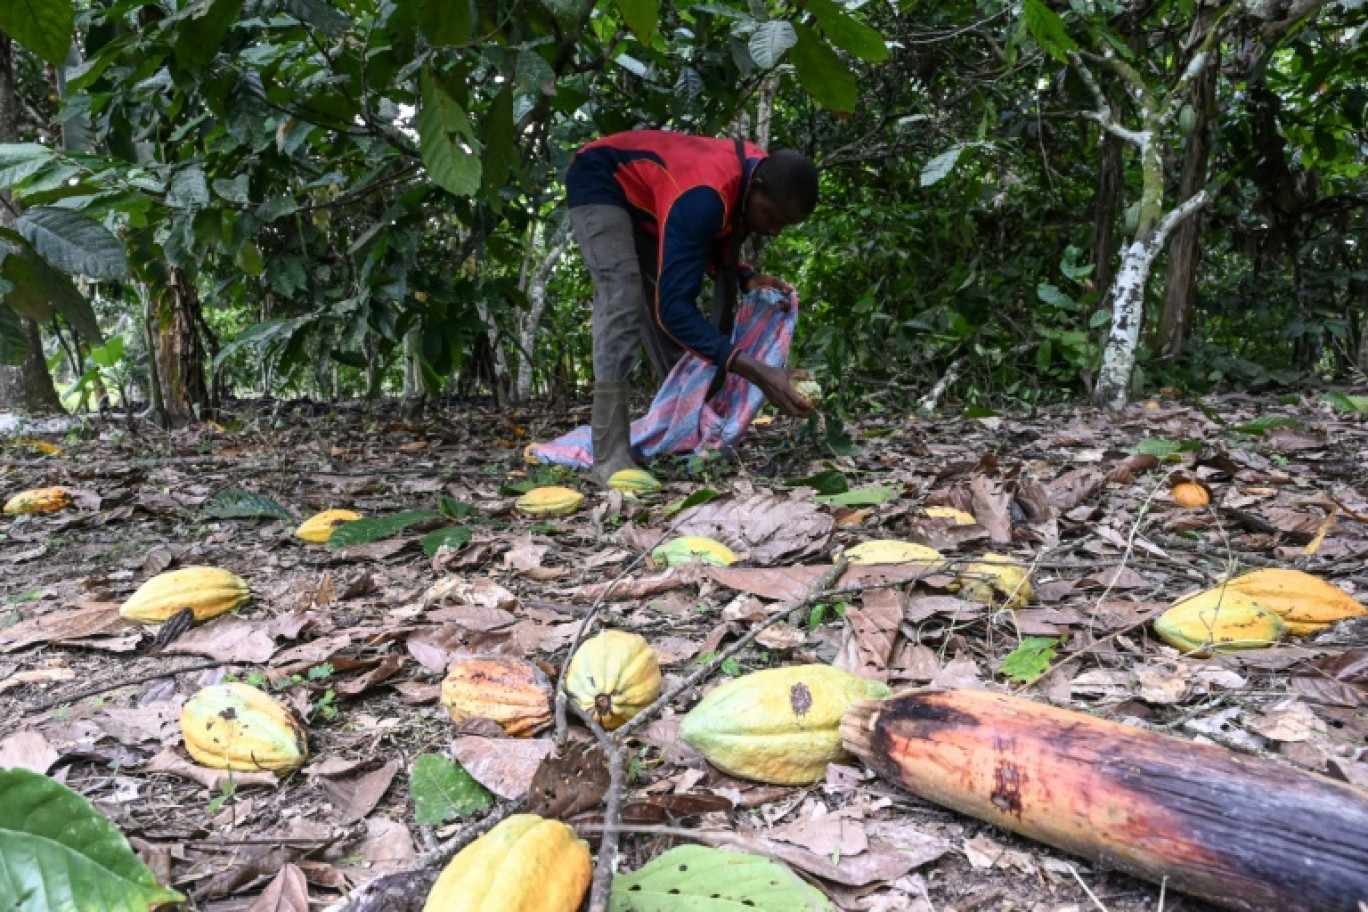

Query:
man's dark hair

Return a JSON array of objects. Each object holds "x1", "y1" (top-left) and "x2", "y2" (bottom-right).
[{"x1": 758, "y1": 149, "x2": 819, "y2": 218}]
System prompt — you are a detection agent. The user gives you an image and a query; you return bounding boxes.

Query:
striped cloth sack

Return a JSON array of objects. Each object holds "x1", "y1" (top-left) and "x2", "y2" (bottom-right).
[{"x1": 527, "y1": 286, "x2": 798, "y2": 470}]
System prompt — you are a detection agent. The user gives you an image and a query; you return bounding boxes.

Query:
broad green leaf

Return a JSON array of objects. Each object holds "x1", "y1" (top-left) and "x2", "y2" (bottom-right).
[
  {"x1": 480, "y1": 86, "x2": 516, "y2": 198},
  {"x1": 805, "y1": 0, "x2": 887, "y2": 63},
  {"x1": 327, "y1": 510, "x2": 440, "y2": 549},
  {"x1": 791, "y1": 23, "x2": 857, "y2": 113},
  {"x1": 0, "y1": 304, "x2": 29, "y2": 364},
  {"x1": 1324, "y1": 391, "x2": 1368, "y2": 413},
  {"x1": 2, "y1": 248, "x2": 102, "y2": 343},
  {"x1": 282, "y1": 0, "x2": 351, "y2": 37},
  {"x1": 0, "y1": 766, "x2": 185, "y2": 911},
  {"x1": 999, "y1": 636, "x2": 1059, "y2": 684},
  {"x1": 202, "y1": 487, "x2": 294, "y2": 521},
  {"x1": 409, "y1": 753, "x2": 493, "y2": 825},
  {"x1": 611, "y1": 845, "x2": 833, "y2": 911},
  {"x1": 1036, "y1": 282, "x2": 1077, "y2": 311},
  {"x1": 784, "y1": 469, "x2": 848, "y2": 495},
  {"x1": 1230, "y1": 415, "x2": 1300, "y2": 435},
  {"x1": 616, "y1": 0, "x2": 658, "y2": 44},
  {"x1": 419, "y1": 0, "x2": 472, "y2": 46},
  {"x1": 920, "y1": 145, "x2": 964, "y2": 187},
  {"x1": 173, "y1": 0, "x2": 244, "y2": 69},
  {"x1": 420, "y1": 525, "x2": 472, "y2": 557},
  {"x1": 16, "y1": 208, "x2": 127, "y2": 279},
  {"x1": 748, "y1": 20, "x2": 797, "y2": 69},
  {"x1": 1130, "y1": 437, "x2": 1198, "y2": 459},
  {"x1": 664, "y1": 487, "x2": 721, "y2": 516},
  {"x1": 0, "y1": 144, "x2": 55, "y2": 188},
  {"x1": 814, "y1": 483, "x2": 900, "y2": 507},
  {"x1": 0, "y1": 0, "x2": 75, "y2": 64},
  {"x1": 418, "y1": 68, "x2": 482, "y2": 198},
  {"x1": 1021, "y1": 0, "x2": 1077, "y2": 63},
  {"x1": 167, "y1": 167, "x2": 210, "y2": 210}
]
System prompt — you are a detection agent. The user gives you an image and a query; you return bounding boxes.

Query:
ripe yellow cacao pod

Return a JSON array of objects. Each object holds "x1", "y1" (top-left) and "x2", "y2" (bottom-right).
[
  {"x1": 422, "y1": 814, "x2": 591, "y2": 912},
  {"x1": 607, "y1": 468, "x2": 661, "y2": 494},
  {"x1": 793, "y1": 379, "x2": 822, "y2": 404},
  {"x1": 652, "y1": 535, "x2": 738, "y2": 567},
  {"x1": 295, "y1": 509, "x2": 361, "y2": 542},
  {"x1": 565, "y1": 630, "x2": 661, "y2": 730},
  {"x1": 515, "y1": 486, "x2": 584, "y2": 517},
  {"x1": 1171, "y1": 483, "x2": 1210, "y2": 508},
  {"x1": 180, "y1": 682, "x2": 307, "y2": 772},
  {"x1": 1154, "y1": 594, "x2": 1285, "y2": 656},
  {"x1": 841, "y1": 540, "x2": 945, "y2": 568},
  {"x1": 679, "y1": 664, "x2": 891, "y2": 784},
  {"x1": 119, "y1": 566, "x2": 251, "y2": 624},
  {"x1": 951, "y1": 553, "x2": 1032, "y2": 609},
  {"x1": 441, "y1": 657, "x2": 552, "y2": 737},
  {"x1": 3, "y1": 486, "x2": 71, "y2": 515},
  {"x1": 1179, "y1": 569, "x2": 1366, "y2": 637},
  {"x1": 923, "y1": 506, "x2": 977, "y2": 525}
]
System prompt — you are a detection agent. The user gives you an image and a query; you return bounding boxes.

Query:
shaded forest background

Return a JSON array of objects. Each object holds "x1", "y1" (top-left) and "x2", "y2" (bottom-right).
[{"x1": 0, "y1": 0, "x2": 1365, "y2": 424}]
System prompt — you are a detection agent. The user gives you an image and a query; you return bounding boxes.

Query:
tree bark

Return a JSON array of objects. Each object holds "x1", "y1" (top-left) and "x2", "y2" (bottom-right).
[
  {"x1": 151, "y1": 267, "x2": 209, "y2": 425},
  {"x1": 515, "y1": 221, "x2": 572, "y2": 400},
  {"x1": 1089, "y1": 134, "x2": 1124, "y2": 295},
  {"x1": 0, "y1": 34, "x2": 66, "y2": 415},
  {"x1": 1154, "y1": 38, "x2": 1219, "y2": 359}
]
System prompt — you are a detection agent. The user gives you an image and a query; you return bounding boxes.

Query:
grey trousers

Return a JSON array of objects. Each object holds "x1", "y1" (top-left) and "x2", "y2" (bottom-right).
[{"x1": 570, "y1": 204, "x2": 684, "y2": 383}]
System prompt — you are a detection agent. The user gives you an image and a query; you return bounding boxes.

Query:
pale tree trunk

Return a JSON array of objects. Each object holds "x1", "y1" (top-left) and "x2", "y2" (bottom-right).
[
  {"x1": 1155, "y1": 16, "x2": 1219, "y2": 359},
  {"x1": 474, "y1": 299, "x2": 511, "y2": 399},
  {"x1": 515, "y1": 221, "x2": 572, "y2": 400},
  {"x1": 151, "y1": 267, "x2": 209, "y2": 425},
  {"x1": 0, "y1": 34, "x2": 65, "y2": 414},
  {"x1": 402, "y1": 325, "x2": 422, "y2": 398}
]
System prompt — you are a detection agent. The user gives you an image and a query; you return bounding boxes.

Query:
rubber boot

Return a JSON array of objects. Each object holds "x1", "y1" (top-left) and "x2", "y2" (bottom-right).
[{"x1": 591, "y1": 380, "x2": 638, "y2": 486}]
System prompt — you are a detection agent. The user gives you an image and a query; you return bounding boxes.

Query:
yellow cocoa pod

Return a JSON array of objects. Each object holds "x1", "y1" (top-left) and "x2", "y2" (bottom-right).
[
  {"x1": 180, "y1": 682, "x2": 307, "y2": 772},
  {"x1": 923, "y1": 506, "x2": 977, "y2": 525},
  {"x1": 951, "y1": 553, "x2": 1032, "y2": 609},
  {"x1": 295, "y1": 509, "x2": 362, "y2": 543},
  {"x1": 119, "y1": 566, "x2": 251, "y2": 624},
  {"x1": 607, "y1": 468, "x2": 661, "y2": 494},
  {"x1": 840, "y1": 540, "x2": 946, "y2": 568},
  {"x1": 1171, "y1": 482, "x2": 1211, "y2": 508},
  {"x1": 793, "y1": 379, "x2": 822, "y2": 404},
  {"x1": 3, "y1": 486, "x2": 71, "y2": 515},
  {"x1": 422, "y1": 814, "x2": 590, "y2": 912},
  {"x1": 565, "y1": 630, "x2": 661, "y2": 730},
  {"x1": 515, "y1": 486, "x2": 584, "y2": 517},
  {"x1": 651, "y1": 535, "x2": 738, "y2": 567},
  {"x1": 1191, "y1": 569, "x2": 1366, "y2": 636},
  {"x1": 441, "y1": 657, "x2": 552, "y2": 737},
  {"x1": 679, "y1": 664, "x2": 891, "y2": 784},
  {"x1": 1154, "y1": 594, "x2": 1286, "y2": 656}
]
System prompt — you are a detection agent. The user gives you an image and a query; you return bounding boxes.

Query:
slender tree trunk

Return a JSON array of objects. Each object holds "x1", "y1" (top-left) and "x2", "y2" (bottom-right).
[
  {"x1": 1155, "y1": 30, "x2": 1218, "y2": 359},
  {"x1": 515, "y1": 221, "x2": 572, "y2": 400},
  {"x1": 151, "y1": 268, "x2": 209, "y2": 424},
  {"x1": 0, "y1": 34, "x2": 65, "y2": 415},
  {"x1": 1089, "y1": 134, "x2": 1124, "y2": 295}
]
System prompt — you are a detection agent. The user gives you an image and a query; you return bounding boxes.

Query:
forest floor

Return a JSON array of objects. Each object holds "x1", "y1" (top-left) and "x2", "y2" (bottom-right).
[{"x1": 2, "y1": 388, "x2": 1366, "y2": 912}]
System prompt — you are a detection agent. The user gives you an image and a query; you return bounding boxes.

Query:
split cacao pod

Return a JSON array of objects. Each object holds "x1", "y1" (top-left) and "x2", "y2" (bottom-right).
[
  {"x1": 441, "y1": 656, "x2": 552, "y2": 736},
  {"x1": 951, "y1": 553, "x2": 1033, "y2": 609},
  {"x1": 515, "y1": 486, "x2": 584, "y2": 518},
  {"x1": 422, "y1": 814, "x2": 591, "y2": 912},
  {"x1": 3, "y1": 486, "x2": 71, "y2": 515},
  {"x1": 295, "y1": 509, "x2": 361, "y2": 542},
  {"x1": 652, "y1": 535, "x2": 738, "y2": 567},
  {"x1": 793, "y1": 379, "x2": 823, "y2": 404},
  {"x1": 1171, "y1": 482, "x2": 1210, "y2": 508},
  {"x1": 607, "y1": 468, "x2": 661, "y2": 494},
  {"x1": 679, "y1": 664, "x2": 891, "y2": 784},
  {"x1": 119, "y1": 566, "x2": 251, "y2": 624},
  {"x1": 1174, "y1": 568, "x2": 1365, "y2": 637},
  {"x1": 180, "y1": 682, "x2": 307, "y2": 772},
  {"x1": 565, "y1": 630, "x2": 661, "y2": 730},
  {"x1": 841, "y1": 539, "x2": 945, "y2": 568},
  {"x1": 1154, "y1": 594, "x2": 1285, "y2": 655}
]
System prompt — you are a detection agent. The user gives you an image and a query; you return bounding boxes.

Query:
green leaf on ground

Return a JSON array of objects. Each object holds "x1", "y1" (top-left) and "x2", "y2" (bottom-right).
[
  {"x1": 814, "y1": 484, "x2": 900, "y2": 507},
  {"x1": 421, "y1": 525, "x2": 472, "y2": 557},
  {"x1": 999, "y1": 636, "x2": 1060, "y2": 684},
  {"x1": 0, "y1": 766, "x2": 185, "y2": 911},
  {"x1": 784, "y1": 469, "x2": 849, "y2": 496},
  {"x1": 409, "y1": 754, "x2": 493, "y2": 825},
  {"x1": 327, "y1": 510, "x2": 440, "y2": 549},
  {"x1": 202, "y1": 487, "x2": 295, "y2": 521},
  {"x1": 611, "y1": 844, "x2": 833, "y2": 911},
  {"x1": 1230, "y1": 415, "x2": 1300, "y2": 436},
  {"x1": 1325, "y1": 392, "x2": 1368, "y2": 413}
]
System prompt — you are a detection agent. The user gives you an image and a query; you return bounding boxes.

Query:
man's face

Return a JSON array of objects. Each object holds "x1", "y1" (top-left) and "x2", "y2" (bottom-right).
[{"x1": 744, "y1": 190, "x2": 806, "y2": 238}]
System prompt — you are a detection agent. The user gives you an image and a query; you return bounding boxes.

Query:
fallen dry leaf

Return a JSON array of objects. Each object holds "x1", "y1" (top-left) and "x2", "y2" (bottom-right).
[
  {"x1": 0, "y1": 730, "x2": 60, "y2": 773},
  {"x1": 449, "y1": 736, "x2": 554, "y2": 799},
  {"x1": 162, "y1": 615, "x2": 277, "y2": 664},
  {"x1": 320, "y1": 760, "x2": 400, "y2": 823},
  {"x1": 248, "y1": 863, "x2": 310, "y2": 912}
]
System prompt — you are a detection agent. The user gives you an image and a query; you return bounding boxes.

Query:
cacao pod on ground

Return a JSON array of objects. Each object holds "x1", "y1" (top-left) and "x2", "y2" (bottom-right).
[
  {"x1": 951, "y1": 553, "x2": 1033, "y2": 609},
  {"x1": 841, "y1": 540, "x2": 945, "y2": 568},
  {"x1": 3, "y1": 487, "x2": 71, "y2": 515},
  {"x1": 441, "y1": 656, "x2": 553, "y2": 736},
  {"x1": 295, "y1": 509, "x2": 361, "y2": 542},
  {"x1": 180, "y1": 682, "x2": 307, "y2": 772},
  {"x1": 1173, "y1": 568, "x2": 1365, "y2": 637},
  {"x1": 422, "y1": 814, "x2": 590, "y2": 912},
  {"x1": 652, "y1": 535, "x2": 738, "y2": 567},
  {"x1": 607, "y1": 468, "x2": 661, "y2": 494},
  {"x1": 565, "y1": 630, "x2": 661, "y2": 730},
  {"x1": 1154, "y1": 594, "x2": 1285, "y2": 655},
  {"x1": 119, "y1": 566, "x2": 251, "y2": 624},
  {"x1": 515, "y1": 486, "x2": 584, "y2": 518}
]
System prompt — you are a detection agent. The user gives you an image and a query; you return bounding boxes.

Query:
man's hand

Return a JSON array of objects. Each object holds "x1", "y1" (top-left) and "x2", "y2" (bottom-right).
[{"x1": 731, "y1": 352, "x2": 816, "y2": 418}]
